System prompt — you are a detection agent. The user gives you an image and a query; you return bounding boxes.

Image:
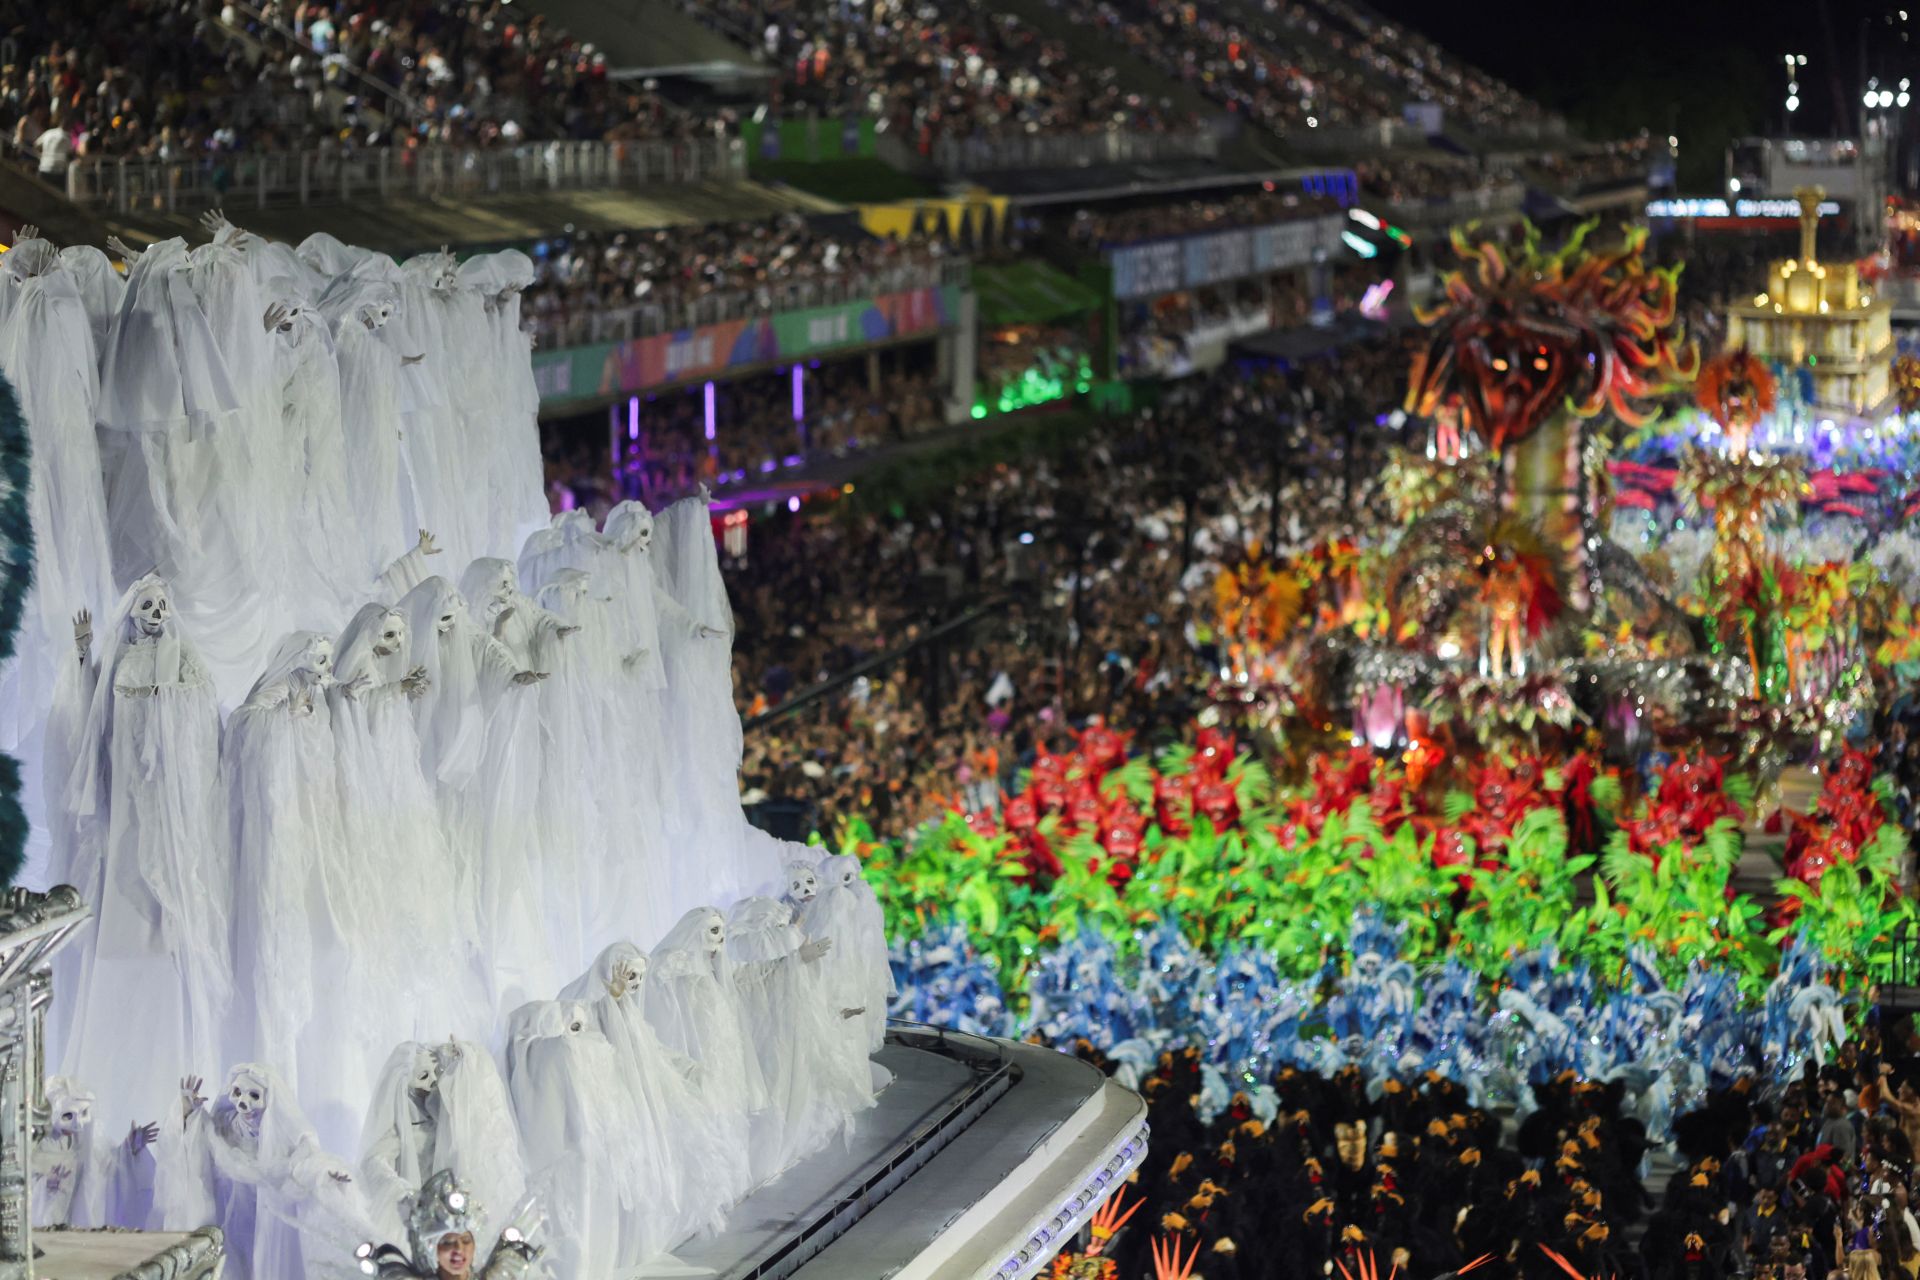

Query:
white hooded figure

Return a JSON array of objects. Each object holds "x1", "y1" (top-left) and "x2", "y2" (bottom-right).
[
  {"x1": 323, "y1": 604, "x2": 484, "y2": 1143},
  {"x1": 457, "y1": 250, "x2": 547, "y2": 553},
  {"x1": 516, "y1": 508, "x2": 609, "y2": 597},
  {"x1": 94, "y1": 238, "x2": 270, "y2": 698},
  {"x1": 56, "y1": 244, "x2": 127, "y2": 350},
  {"x1": 49, "y1": 574, "x2": 232, "y2": 1138},
  {"x1": 32, "y1": 1077, "x2": 157, "y2": 1230},
  {"x1": 359, "y1": 1039, "x2": 525, "y2": 1246},
  {"x1": 154, "y1": 1063, "x2": 372, "y2": 1280},
  {"x1": 321, "y1": 278, "x2": 418, "y2": 569},
  {"x1": 534, "y1": 566, "x2": 669, "y2": 958},
  {"x1": 503, "y1": 1000, "x2": 651, "y2": 1280},
  {"x1": 224, "y1": 631, "x2": 353, "y2": 1103},
  {"x1": 262, "y1": 286, "x2": 365, "y2": 621},
  {"x1": 561, "y1": 942, "x2": 743, "y2": 1249},
  {"x1": 644, "y1": 908, "x2": 768, "y2": 1176},
  {"x1": 725, "y1": 896, "x2": 873, "y2": 1183},
  {"x1": 801, "y1": 853, "x2": 896, "y2": 1055},
  {"x1": 393, "y1": 251, "x2": 480, "y2": 565},
  {"x1": 0, "y1": 236, "x2": 116, "y2": 752}
]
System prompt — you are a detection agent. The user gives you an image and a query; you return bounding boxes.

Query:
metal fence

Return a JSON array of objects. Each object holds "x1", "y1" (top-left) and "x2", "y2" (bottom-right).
[
  {"x1": 530, "y1": 257, "x2": 967, "y2": 346},
  {"x1": 60, "y1": 135, "x2": 746, "y2": 213}
]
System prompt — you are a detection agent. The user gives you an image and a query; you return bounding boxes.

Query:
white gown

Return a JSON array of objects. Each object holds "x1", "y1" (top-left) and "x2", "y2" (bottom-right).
[
  {"x1": 50, "y1": 575, "x2": 232, "y2": 1139},
  {"x1": 31, "y1": 1077, "x2": 154, "y2": 1230},
  {"x1": 559, "y1": 943, "x2": 736, "y2": 1259},
  {"x1": 320, "y1": 280, "x2": 414, "y2": 571},
  {"x1": 0, "y1": 240, "x2": 115, "y2": 750},
  {"x1": 358, "y1": 1040, "x2": 525, "y2": 1244},
  {"x1": 725, "y1": 897, "x2": 874, "y2": 1183},
  {"x1": 504, "y1": 1000, "x2": 651, "y2": 1280},
  {"x1": 644, "y1": 909, "x2": 768, "y2": 1180},
  {"x1": 152, "y1": 1065, "x2": 371, "y2": 1280},
  {"x1": 801, "y1": 853, "x2": 896, "y2": 1054},
  {"x1": 223, "y1": 632, "x2": 352, "y2": 1113}
]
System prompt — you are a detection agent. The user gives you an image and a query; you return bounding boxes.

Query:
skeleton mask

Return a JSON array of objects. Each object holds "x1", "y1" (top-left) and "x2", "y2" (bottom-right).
[
  {"x1": 48, "y1": 1091, "x2": 92, "y2": 1140},
  {"x1": 606, "y1": 953, "x2": 647, "y2": 1002},
  {"x1": 303, "y1": 636, "x2": 334, "y2": 678},
  {"x1": 131, "y1": 583, "x2": 171, "y2": 637},
  {"x1": 408, "y1": 1047, "x2": 441, "y2": 1100},
  {"x1": 619, "y1": 509, "x2": 654, "y2": 555},
  {"x1": 229, "y1": 1071, "x2": 268, "y2": 1135},
  {"x1": 703, "y1": 914, "x2": 726, "y2": 953},
  {"x1": 360, "y1": 301, "x2": 394, "y2": 330},
  {"x1": 436, "y1": 605, "x2": 458, "y2": 636},
  {"x1": 785, "y1": 865, "x2": 818, "y2": 903},
  {"x1": 374, "y1": 615, "x2": 407, "y2": 658}
]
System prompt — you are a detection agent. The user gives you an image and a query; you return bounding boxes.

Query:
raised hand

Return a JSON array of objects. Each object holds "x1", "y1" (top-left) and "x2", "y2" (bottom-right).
[
  {"x1": 180, "y1": 1076, "x2": 206, "y2": 1120},
  {"x1": 197, "y1": 208, "x2": 235, "y2": 239},
  {"x1": 106, "y1": 235, "x2": 141, "y2": 263},
  {"x1": 798, "y1": 938, "x2": 833, "y2": 963},
  {"x1": 416, "y1": 528, "x2": 441, "y2": 556},
  {"x1": 127, "y1": 1120, "x2": 160, "y2": 1155},
  {"x1": 511, "y1": 670, "x2": 548, "y2": 686},
  {"x1": 341, "y1": 671, "x2": 374, "y2": 700},
  {"x1": 262, "y1": 301, "x2": 297, "y2": 334},
  {"x1": 402, "y1": 353, "x2": 425, "y2": 366},
  {"x1": 327, "y1": 1169, "x2": 353, "y2": 1185},
  {"x1": 72, "y1": 609, "x2": 92, "y2": 663},
  {"x1": 401, "y1": 665, "x2": 431, "y2": 699},
  {"x1": 14, "y1": 223, "x2": 38, "y2": 243},
  {"x1": 556, "y1": 625, "x2": 581, "y2": 639}
]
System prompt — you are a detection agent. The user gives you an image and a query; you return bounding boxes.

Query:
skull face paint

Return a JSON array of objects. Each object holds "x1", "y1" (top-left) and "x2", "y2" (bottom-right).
[
  {"x1": 408, "y1": 1047, "x2": 441, "y2": 1099},
  {"x1": 229, "y1": 1071, "x2": 268, "y2": 1135},
  {"x1": 49, "y1": 1099, "x2": 91, "y2": 1140},
  {"x1": 303, "y1": 636, "x2": 334, "y2": 678},
  {"x1": 703, "y1": 914, "x2": 726, "y2": 953},
  {"x1": 607, "y1": 953, "x2": 647, "y2": 1002}
]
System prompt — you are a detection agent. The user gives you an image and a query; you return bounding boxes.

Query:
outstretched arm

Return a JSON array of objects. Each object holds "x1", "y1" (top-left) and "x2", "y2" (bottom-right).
[{"x1": 375, "y1": 529, "x2": 442, "y2": 595}]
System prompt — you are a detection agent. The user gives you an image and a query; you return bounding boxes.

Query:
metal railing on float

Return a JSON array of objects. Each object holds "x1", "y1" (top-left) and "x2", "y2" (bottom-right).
[
  {"x1": 60, "y1": 135, "x2": 747, "y2": 213},
  {"x1": 531, "y1": 257, "x2": 968, "y2": 347}
]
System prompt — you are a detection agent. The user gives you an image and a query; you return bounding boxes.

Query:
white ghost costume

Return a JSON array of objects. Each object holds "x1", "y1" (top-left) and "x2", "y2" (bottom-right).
[
  {"x1": 0, "y1": 238, "x2": 115, "y2": 750},
  {"x1": 50, "y1": 574, "x2": 231, "y2": 1138},
  {"x1": 95, "y1": 238, "x2": 265, "y2": 699},
  {"x1": 322, "y1": 604, "x2": 485, "y2": 1142},
  {"x1": 504, "y1": 1000, "x2": 652, "y2": 1280},
  {"x1": 801, "y1": 853, "x2": 896, "y2": 1055},
  {"x1": 57, "y1": 244, "x2": 127, "y2": 349},
  {"x1": 32, "y1": 1076, "x2": 155, "y2": 1230},
  {"x1": 561, "y1": 942, "x2": 742, "y2": 1249},
  {"x1": 224, "y1": 631, "x2": 351, "y2": 1097},
  {"x1": 458, "y1": 250, "x2": 546, "y2": 554},
  {"x1": 359, "y1": 1039, "x2": 525, "y2": 1245},
  {"x1": 644, "y1": 908, "x2": 768, "y2": 1179},
  {"x1": 726, "y1": 896, "x2": 875, "y2": 1183},
  {"x1": 263, "y1": 289, "x2": 364, "y2": 621},
  {"x1": 319, "y1": 278, "x2": 415, "y2": 570},
  {"x1": 153, "y1": 1064, "x2": 372, "y2": 1280},
  {"x1": 653, "y1": 496, "x2": 786, "y2": 908}
]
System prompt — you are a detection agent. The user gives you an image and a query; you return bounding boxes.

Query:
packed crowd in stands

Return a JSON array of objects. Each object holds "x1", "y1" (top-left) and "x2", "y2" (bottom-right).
[
  {"x1": 728, "y1": 336, "x2": 1409, "y2": 836},
  {"x1": 1038, "y1": 0, "x2": 1550, "y2": 141},
  {"x1": 0, "y1": 0, "x2": 705, "y2": 168},
  {"x1": 543, "y1": 359, "x2": 950, "y2": 515},
  {"x1": 1354, "y1": 155, "x2": 1521, "y2": 205},
  {"x1": 1528, "y1": 136, "x2": 1654, "y2": 193},
  {"x1": 679, "y1": 0, "x2": 1196, "y2": 151},
  {"x1": 1066, "y1": 189, "x2": 1339, "y2": 249},
  {"x1": 523, "y1": 215, "x2": 952, "y2": 346}
]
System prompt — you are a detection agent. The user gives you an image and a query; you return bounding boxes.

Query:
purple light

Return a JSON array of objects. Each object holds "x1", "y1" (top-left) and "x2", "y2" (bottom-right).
[
  {"x1": 760, "y1": 459, "x2": 777, "y2": 473},
  {"x1": 787, "y1": 496, "x2": 801, "y2": 513},
  {"x1": 783, "y1": 454, "x2": 804, "y2": 467},
  {"x1": 628, "y1": 396, "x2": 639, "y2": 440},
  {"x1": 791, "y1": 365, "x2": 805, "y2": 422},
  {"x1": 704, "y1": 381, "x2": 716, "y2": 442}
]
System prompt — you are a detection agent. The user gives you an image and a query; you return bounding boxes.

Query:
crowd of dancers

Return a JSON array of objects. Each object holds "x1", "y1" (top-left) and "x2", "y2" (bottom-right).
[{"x1": 0, "y1": 217, "x2": 893, "y2": 1277}]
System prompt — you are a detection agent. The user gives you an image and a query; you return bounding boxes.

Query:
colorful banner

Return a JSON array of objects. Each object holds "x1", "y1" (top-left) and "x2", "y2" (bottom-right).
[{"x1": 533, "y1": 285, "x2": 960, "y2": 405}]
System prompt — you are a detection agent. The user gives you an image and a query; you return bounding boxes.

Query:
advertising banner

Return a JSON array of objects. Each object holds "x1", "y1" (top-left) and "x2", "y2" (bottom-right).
[
  {"x1": 1109, "y1": 214, "x2": 1345, "y2": 300},
  {"x1": 533, "y1": 285, "x2": 959, "y2": 405}
]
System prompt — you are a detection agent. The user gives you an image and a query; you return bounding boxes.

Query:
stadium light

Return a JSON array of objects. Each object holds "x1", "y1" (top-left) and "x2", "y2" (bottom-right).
[{"x1": 1341, "y1": 230, "x2": 1379, "y2": 258}]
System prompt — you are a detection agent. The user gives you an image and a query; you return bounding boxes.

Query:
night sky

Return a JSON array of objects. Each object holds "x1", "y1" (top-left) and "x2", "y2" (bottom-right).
[{"x1": 1368, "y1": 0, "x2": 1912, "y2": 186}]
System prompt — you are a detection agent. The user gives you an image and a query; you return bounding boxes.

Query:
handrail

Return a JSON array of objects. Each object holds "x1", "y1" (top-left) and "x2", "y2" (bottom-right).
[
  {"x1": 60, "y1": 136, "x2": 745, "y2": 212},
  {"x1": 530, "y1": 257, "x2": 966, "y2": 346}
]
